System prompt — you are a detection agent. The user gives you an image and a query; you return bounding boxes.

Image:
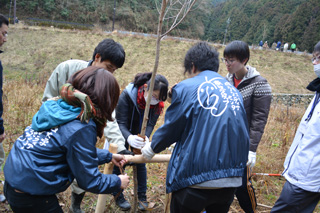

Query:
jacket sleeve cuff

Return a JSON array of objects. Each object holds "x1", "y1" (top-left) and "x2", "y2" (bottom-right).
[{"x1": 96, "y1": 148, "x2": 113, "y2": 164}]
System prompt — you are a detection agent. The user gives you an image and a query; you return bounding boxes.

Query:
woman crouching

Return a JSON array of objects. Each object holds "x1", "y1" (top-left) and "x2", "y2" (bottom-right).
[{"x1": 3, "y1": 66, "x2": 130, "y2": 212}]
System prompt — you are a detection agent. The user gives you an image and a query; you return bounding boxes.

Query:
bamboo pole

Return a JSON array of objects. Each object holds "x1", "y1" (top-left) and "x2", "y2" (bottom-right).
[
  {"x1": 124, "y1": 154, "x2": 171, "y2": 163},
  {"x1": 95, "y1": 143, "x2": 118, "y2": 213}
]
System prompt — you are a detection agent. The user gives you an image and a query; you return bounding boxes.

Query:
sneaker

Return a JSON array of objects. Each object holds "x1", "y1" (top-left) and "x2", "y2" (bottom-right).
[
  {"x1": 138, "y1": 200, "x2": 148, "y2": 211},
  {"x1": 116, "y1": 196, "x2": 131, "y2": 211}
]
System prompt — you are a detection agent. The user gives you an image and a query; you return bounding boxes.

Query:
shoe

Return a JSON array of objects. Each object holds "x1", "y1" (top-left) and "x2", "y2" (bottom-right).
[
  {"x1": 138, "y1": 200, "x2": 148, "y2": 211},
  {"x1": 69, "y1": 192, "x2": 85, "y2": 213},
  {"x1": 116, "y1": 196, "x2": 131, "y2": 211}
]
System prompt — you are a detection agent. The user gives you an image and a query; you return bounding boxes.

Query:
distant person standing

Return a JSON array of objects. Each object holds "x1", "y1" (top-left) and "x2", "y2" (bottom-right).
[
  {"x1": 283, "y1": 42, "x2": 289, "y2": 52},
  {"x1": 271, "y1": 42, "x2": 277, "y2": 50},
  {"x1": 271, "y1": 41, "x2": 320, "y2": 212},
  {"x1": 223, "y1": 40, "x2": 272, "y2": 213},
  {"x1": 290, "y1": 42, "x2": 296, "y2": 52},
  {"x1": 0, "y1": 14, "x2": 8, "y2": 202},
  {"x1": 276, "y1": 41, "x2": 281, "y2": 51},
  {"x1": 263, "y1": 41, "x2": 268, "y2": 49},
  {"x1": 259, "y1": 40, "x2": 263, "y2": 50}
]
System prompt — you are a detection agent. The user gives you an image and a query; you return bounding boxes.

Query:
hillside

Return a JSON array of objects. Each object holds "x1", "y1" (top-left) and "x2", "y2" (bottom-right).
[
  {"x1": 1, "y1": 25, "x2": 315, "y2": 94},
  {"x1": 0, "y1": 0, "x2": 319, "y2": 52},
  {"x1": 0, "y1": 25, "x2": 319, "y2": 212}
]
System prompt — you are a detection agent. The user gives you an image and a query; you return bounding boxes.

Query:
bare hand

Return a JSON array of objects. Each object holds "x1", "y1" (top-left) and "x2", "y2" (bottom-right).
[
  {"x1": 119, "y1": 174, "x2": 130, "y2": 189},
  {"x1": 112, "y1": 154, "x2": 127, "y2": 167},
  {"x1": 0, "y1": 132, "x2": 6, "y2": 143}
]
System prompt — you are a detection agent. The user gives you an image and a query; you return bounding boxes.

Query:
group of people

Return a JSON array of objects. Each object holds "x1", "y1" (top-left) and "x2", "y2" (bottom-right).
[
  {"x1": 259, "y1": 40, "x2": 297, "y2": 52},
  {"x1": 0, "y1": 13, "x2": 319, "y2": 213}
]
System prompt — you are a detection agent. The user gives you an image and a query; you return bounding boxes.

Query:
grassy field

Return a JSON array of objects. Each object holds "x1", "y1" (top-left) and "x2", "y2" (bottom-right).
[{"x1": 0, "y1": 24, "x2": 318, "y2": 212}]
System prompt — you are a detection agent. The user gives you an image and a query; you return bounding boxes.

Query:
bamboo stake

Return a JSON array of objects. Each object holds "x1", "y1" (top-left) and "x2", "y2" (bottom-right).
[{"x1": 95, "y1": 143, "x2": 118, "y2": 213}]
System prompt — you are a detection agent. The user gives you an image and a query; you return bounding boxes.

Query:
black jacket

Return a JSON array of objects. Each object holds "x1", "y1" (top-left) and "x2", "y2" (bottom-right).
[{"x1": 116, "y1": 83, "x2": 160, "y2": 144}]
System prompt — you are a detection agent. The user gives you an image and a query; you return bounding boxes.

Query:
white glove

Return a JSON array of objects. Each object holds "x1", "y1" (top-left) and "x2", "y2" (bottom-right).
[
  {"x1": 246, "y1": 151, "x2": 256, "y2": 168},
  {"x1": 141, "y1": 141, "x2": 155, "y2": 160},
  {"x1": 127, "y1": 135, "x2": 145, "y2": 149}
]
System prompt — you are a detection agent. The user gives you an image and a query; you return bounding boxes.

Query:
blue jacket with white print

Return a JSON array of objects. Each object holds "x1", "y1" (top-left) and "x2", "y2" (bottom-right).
[
  {"x1": 151, "y1": 70, "x2": 250, "y2": 193},
  {"x1": 4, "y1": 100, "x2": 121, "y2": 195}
]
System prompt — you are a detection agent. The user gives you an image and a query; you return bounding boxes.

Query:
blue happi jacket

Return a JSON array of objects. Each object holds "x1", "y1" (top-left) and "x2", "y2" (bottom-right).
[
  {"x1": 151, "y1": 70, "x2": 250, "y2": 193},
  {"x1": 4, "y1": 100, "x2": 121, "y2": 195}
]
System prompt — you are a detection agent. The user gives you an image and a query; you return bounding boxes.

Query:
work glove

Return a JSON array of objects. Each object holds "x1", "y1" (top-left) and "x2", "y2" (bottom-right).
[
  {"x1": 246, "y1": 151, "x2": 256, "y2": 168},
  {"x1": 141, "y1": 141, "x2": 155, "y2": 160},
  {"x1": 127, "y1": 135, "x2": 145, "y2": 149}
]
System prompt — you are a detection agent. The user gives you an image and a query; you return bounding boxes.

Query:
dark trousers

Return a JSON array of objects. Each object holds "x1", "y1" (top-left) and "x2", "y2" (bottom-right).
[
  {"x1": 271, "y1": 181, "x2": 320, "y2": 213},
  {"x1": 170, "y1": 187, "x2": 236, "y2": 213},
  {"x1": 4, "y1": 181, "x2": 63, "y2": 213},
  {"x1": 113, "y1": 163, "x2": 147, "y2": 200},
  {"x1": 235, "y1": 166, "x2": 257, "y2": 213}
]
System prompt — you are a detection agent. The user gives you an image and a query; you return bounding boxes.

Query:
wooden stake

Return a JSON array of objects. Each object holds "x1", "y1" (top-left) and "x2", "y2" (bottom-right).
[
  {"x1": 95, "y1": 143, "x2": 118, "y2": 213},
  {"x1": 124, "y1": 154, "x2": 171, "y2": 163}
]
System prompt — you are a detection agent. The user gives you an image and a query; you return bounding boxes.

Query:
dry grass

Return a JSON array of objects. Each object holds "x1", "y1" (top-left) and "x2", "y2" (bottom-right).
[{"x1": 0, "y1": 24, "x2": 318, "y2": 212}]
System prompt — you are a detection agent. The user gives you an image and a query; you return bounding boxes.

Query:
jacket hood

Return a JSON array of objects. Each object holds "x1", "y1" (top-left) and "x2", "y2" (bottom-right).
[
  {"x1": 32, "y1": 99, "x2": 81, "y2": 131},
  {"x1": 226, "y1": 65, "x2": 260, "y2": 82},
  {"x1": 125, "y1": 83, "x2": 139, "y2": 108}
]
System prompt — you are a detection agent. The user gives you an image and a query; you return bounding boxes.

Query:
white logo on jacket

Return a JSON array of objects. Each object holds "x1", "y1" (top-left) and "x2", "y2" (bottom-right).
[
  {"x1": 197, "y1": 76, "x2": 241, "y2": 116},
  {"x1": 18, "y1": 126, "x2": 59, "y2": 149}
]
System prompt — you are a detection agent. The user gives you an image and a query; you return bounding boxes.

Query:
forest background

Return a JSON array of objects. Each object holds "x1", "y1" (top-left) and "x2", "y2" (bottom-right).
[{"x1": 0, "y1": 0, "x2": 320, "y2": 52}]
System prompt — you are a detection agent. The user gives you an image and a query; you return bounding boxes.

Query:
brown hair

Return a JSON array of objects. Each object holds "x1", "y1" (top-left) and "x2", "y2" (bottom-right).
[{"x1": 67, "y1": 66, "x2": 120, "y2": 122}]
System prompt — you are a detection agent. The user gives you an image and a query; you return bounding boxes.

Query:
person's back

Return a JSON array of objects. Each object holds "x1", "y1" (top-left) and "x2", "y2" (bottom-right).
[{"x1": 142, "y1": 42, "x2": 249, "y2": 213}]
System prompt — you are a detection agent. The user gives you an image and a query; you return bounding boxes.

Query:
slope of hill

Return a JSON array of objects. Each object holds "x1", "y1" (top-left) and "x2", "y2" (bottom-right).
[
  {"x1": 0, "y1": 25, "x2": 318, "y2": 212},
  {"x1": 1, "y1": 0, "x2": 319, "y2": 52},
  {"x1": 1, "y1": 25, "x2": 315, "y2": 94}
]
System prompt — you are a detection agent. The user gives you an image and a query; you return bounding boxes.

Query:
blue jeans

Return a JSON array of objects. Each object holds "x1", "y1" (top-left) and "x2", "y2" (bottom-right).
[
  {"x1": 113, "y1": 163, "x2": 147, "y2": 200},
  {"x1": 4, "y1": 182, "x2": 63, "y2": 213}
]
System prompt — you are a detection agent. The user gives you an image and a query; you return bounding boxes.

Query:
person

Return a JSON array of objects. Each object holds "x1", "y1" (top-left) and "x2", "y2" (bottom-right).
[
  {"x1": 290, "y1": 42, "x2": 296, "y2": 52},
  {"x1": 3, "y1": 67, "x2": 130, "y2": 213},
  {"x1": 113, "y1": 72, "x2": 169, "y2": 211},
  {"x1": 259, "y1": 40, "x2": 263, "y2": 50},
  {"x1": 283, "y1": 42, "x2": 289, "y2": 52},
  {"x1": 263, "y1": 41, "x2": 268, "y2": 49},
  {"x1": 271, "y1": 42, "x2": 277, "y2": 50},
  {"x1": 276, "y1": 41, "x2": 281, "y2": 51},
  {"x1": 142, "y1": 42, "x2": 250, "y2": 213},
  {"x1": 271, "y1": 41, "x2": 320, "y2": 212},
  {"x1": 223, "y1": 40, "x2": 272, "y2": 213},
  {"x1": 0, "y1": 14, "x2": 8, "y2": 203},
  {"x1": 42, "y1": 38, "x2": 130, "y2": 213}
]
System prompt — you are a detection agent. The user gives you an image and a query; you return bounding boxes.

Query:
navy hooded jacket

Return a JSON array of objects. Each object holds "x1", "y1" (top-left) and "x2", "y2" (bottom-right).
[
  {"x1": 4, "y1": 100, "x2": 121, "y2": 195},
  {"x1": 151, "y1": 71, "x2": 250, "y2": 193}
]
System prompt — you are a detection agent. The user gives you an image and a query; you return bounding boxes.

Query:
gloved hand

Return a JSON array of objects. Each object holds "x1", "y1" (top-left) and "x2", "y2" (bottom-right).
[
  {"x1": 118, "y1": 149, "x2": 135, "y2": 155},
  {"x1": 127, "y1": 135, "x2": 145, "y2": 149},
  {"x1": 141, "y1": 141, "x2": 155, "y2": 160},
  {"x1": 247, "y1": 151, "x2": 256, "y2": 168}
]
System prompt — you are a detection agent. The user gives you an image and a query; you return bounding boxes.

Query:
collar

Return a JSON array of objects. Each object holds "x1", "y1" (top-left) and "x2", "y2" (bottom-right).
[
  {"x1": 87, "y1": 60, "x2": 93, "y2": 67},
  {"x1": 306, "y1": 78, "x2": 320, "y2": 93}
]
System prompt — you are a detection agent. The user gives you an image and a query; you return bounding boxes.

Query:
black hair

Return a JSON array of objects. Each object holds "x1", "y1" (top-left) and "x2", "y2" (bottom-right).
[
  {"x1": 223, "y1": 40, "x2": 250, "y2": 65},
  {"x1": 314, "y1": 41, "x2": 320, "y2": 54},
  {"x1": 92, "y1": 39, "x2": 125, "y2": 68},
  {"x1": 184, "y1": 42, "x2": 219, "y2": 75},
  {"x1": 0, "y1": 14, "x2": 9, "y2": 28},
  {"x1": 133, "y1": 72, "x2": 169, "y2": 101}
]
